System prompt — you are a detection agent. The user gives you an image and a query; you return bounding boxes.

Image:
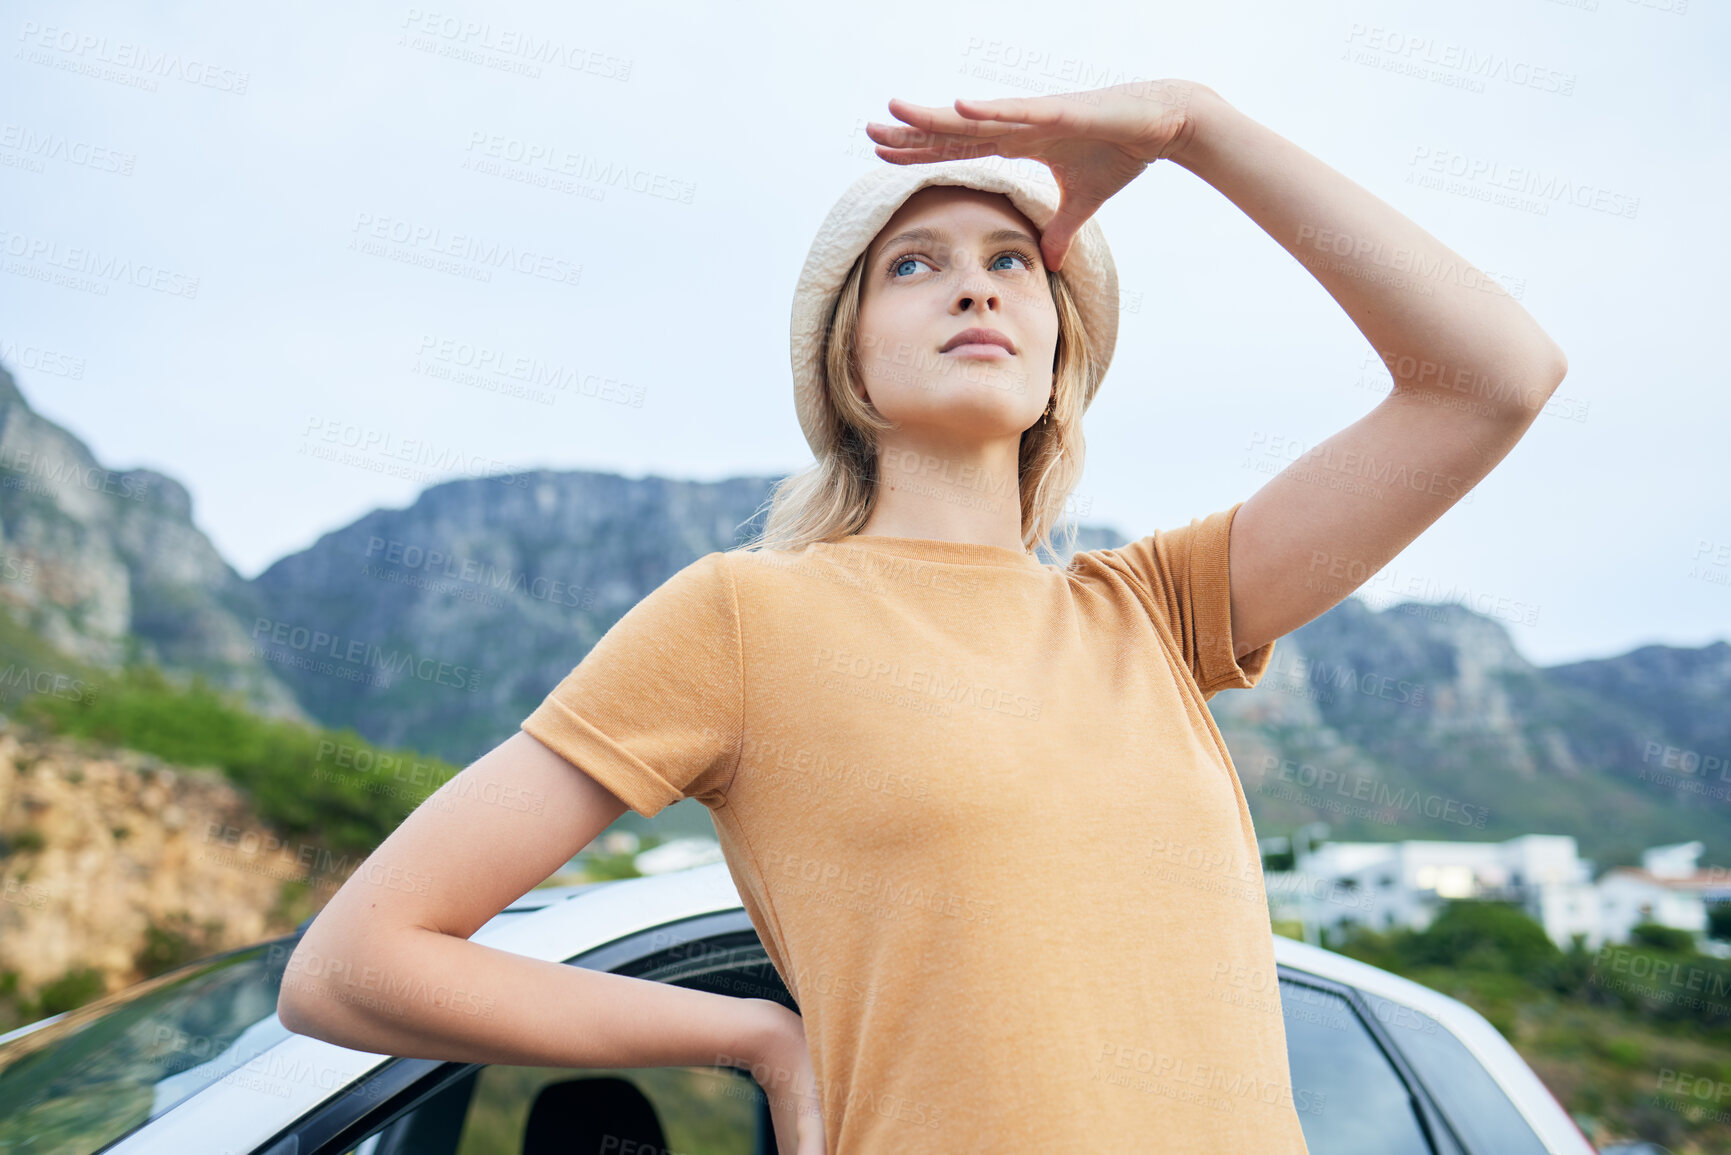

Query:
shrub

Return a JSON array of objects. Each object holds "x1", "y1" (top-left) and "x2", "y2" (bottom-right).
[
  {"x1": 34, "y1": 967, "x2": 105, "y2": 1016},
  {"x1": 1410, "y1": 900, "x2": 1562, "y2": 977},
  {"x1": 16, "y1": 663, "x2": 461, "y2": 861},
  {"x1": 1629, "y1": 922, "x2": 1695, "y2": 954}
]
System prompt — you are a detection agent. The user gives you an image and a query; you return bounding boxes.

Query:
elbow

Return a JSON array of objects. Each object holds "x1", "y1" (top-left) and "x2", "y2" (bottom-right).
[
  {"x1": 276, "y1": 985, "x2": 312, "y2": 1037},
  {"x1": 1546, "y1": 342, "x2": 1569, "y2": 389},
  {"x1": 275, "y1": 931, "x2": 346, "y2": 1042},
  {"x1": 275, "y1": 949, "x2": 325, "y2": 1039},
  {"x1": 276, "y1": 985, "x2": 320, "y2": 1040}
]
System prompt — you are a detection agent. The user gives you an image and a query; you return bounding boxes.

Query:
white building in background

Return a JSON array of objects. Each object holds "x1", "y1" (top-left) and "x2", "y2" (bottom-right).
[
  {"x1": 633, "y1": 836, "x2": 724, "y2": 875},
  {"x1": 1595, "y1": 842, "x2": 1731, "y2": 947},
  {"x1": 1264, "y1": 835, "x2": 1728, "y2": 952}
]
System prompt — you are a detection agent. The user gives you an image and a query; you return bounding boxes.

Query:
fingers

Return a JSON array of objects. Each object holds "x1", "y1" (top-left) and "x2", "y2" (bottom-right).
[
  {"x1": 955, "y1": 95, "x2": 1064, "y2": 126},
  {"x1": 871, "y1": 139, "x2": 1007, "y2": 165},
  {"x1": 865, "y1": 117, "x2": 1013, "y2": 165},
  {"x1": 884, "y1": 96, "x2": 1021, "y2": 139},
  {"x1": 1041, "y1": 231, "x2": 1072, "y2": 273}
]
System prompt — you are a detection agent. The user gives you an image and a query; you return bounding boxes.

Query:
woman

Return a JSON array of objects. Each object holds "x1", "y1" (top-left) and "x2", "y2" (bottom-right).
[{"x1": 279, "y1": 79, "x2": 1568, "y2": 1154}]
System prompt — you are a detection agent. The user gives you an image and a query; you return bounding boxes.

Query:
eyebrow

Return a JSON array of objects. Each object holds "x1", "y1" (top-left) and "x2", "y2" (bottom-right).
[{"x1": 872, "y1": 225, "x2": 1042, "y2": 262}]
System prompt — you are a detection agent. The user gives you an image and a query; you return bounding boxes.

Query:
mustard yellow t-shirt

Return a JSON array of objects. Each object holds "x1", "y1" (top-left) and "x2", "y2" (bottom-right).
[{"x1": 521, "y1": 499, "x2": 1311, "y2": 1153}]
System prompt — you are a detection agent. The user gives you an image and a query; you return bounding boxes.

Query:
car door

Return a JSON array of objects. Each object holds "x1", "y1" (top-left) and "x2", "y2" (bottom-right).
[
  {"x1": 265, "y1": 909, "x2": 783, "y2": 1155},
  {"x1": 260, "y1": 915, "x2": 1537, "y2": 1155},
  {"x1": 1277, "y1": 971, "x2": 1467, "y2": 1154},
  {"x1": 1353, "y1": 989, "x2": 1553, "y2": 1155}
]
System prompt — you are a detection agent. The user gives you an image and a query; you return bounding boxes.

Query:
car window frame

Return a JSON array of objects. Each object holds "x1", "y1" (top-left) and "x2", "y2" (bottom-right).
[
  {"x1": 258, "y1": 908, "x2": 781, "y2": 1155},
  {"x1": 1277, "y1": 967, "x2": 1469, "y2": 1155}
]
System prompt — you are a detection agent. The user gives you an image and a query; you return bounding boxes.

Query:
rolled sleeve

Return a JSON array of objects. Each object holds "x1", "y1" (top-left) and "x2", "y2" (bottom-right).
[
  {"x1": 1076, "y1": 500, "x2": 1276, "y2": 704},
  {"x1": 520, "y1": 552, "x2": 744, "y2": 818},
  {"x1": 1188, "y1": 501, "x2": 1276, "y2": 702}
]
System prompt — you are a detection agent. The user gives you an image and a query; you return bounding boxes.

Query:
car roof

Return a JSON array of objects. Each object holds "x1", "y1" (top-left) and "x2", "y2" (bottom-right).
[{"x1": 107, "y1": 863, "x2": 1592, "y2": 1155}]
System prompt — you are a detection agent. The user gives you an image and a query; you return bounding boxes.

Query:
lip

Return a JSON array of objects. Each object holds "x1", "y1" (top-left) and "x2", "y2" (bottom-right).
[{"x1": 940, "y1": 327, "x2": 1016, "y2": 355}]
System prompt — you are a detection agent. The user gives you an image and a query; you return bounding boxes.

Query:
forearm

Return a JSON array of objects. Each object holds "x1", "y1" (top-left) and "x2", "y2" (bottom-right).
[
  {"x1": 279, "y1": 926, "x2": 788, "y2": 1073},
  {"x1": 1169, "y1": 85, "x2": 1567, "y2": 415}
]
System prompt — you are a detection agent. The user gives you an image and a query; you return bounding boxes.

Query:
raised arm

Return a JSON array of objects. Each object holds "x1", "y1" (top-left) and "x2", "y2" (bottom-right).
[
  {"x1": 866, "y1": 80, "x2": 1570, "y2": 658},
  {"x1": 1165, "y1": 85, "x2": 1568, "y2": 657}
]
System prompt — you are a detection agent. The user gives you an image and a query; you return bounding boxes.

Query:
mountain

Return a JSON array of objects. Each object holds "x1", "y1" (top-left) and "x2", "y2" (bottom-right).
[
  {"x1": 249, "y1": 469, "x2": 781, "y2": 762},
  {"x1": 0, "y1": 364, "x2": 303, "y2": 720},
  {"x1": 1214, "y1": 600, "x2": 1731, "y2": 869},
  {"x1": 0, "y1": 360, "x2": 1725, "y2": 866}
]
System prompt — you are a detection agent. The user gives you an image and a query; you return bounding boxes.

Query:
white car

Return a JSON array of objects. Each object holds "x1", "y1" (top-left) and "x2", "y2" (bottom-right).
[{"x1": 0, "y1": 863, "x2": 1600, "y2": 1154}]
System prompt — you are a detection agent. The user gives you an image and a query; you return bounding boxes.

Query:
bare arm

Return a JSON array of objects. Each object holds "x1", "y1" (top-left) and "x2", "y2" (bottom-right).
[
  {"x1": 276, "y1": 730, "x2": 788, "y2": 1072},
  {"x1": 1166, "y1": 86, "x2": 1568, "y2": 655},
  {"x1": 865, "y1": 82, "x2": 1568, "y2": 658}
]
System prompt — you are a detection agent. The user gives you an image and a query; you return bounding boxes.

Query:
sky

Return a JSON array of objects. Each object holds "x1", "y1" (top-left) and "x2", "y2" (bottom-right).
[{"x1": 2, "y1": 0, "x2": 1725, "y2": 668}]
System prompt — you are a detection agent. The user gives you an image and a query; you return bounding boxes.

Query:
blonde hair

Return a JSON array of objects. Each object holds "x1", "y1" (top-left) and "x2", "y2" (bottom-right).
[{"x1": 738, "y1": 247, "x2": 1094, "y2": 562}]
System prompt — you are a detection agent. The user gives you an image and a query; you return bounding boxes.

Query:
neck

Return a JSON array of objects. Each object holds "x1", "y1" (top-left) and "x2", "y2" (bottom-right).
[{"x1": 855, "y1": 434, "x2": 1027, "y2": 550}]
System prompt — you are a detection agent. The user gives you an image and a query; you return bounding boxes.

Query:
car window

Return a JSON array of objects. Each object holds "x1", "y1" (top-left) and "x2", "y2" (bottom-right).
[
  {"x1": 1358, "y1": 992, "x2": 1549, "y2": 1155},
  {"x1": 1280, "y1": 979, "x2": 1434, "y2": 1154},
  {"x1": 0, "y1": 939, "x2": 294, "y2": 1155},
  {"x1": 335, "y1": 1063, "x2": 763, "y2": 1155}
]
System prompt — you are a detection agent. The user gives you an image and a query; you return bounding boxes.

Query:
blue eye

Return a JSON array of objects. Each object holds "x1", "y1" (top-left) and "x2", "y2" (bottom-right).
[{"x1": 886, "y1": 247, "x2": 1038, "y2": 279}]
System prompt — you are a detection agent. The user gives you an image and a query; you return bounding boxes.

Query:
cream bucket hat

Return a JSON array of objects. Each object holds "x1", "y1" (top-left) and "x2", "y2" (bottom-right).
[{"x1": 788, "y1": 155, "x2": 1120, "y2": 457}]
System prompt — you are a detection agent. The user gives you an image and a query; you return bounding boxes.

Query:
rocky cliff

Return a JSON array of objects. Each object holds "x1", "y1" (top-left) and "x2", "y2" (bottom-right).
[
  {"x1": 0, "y1": 720, "x2": 309, "y2": 1015},
  {"x1": 0, "y1": 364, "x2": 303, "y2": 721}
]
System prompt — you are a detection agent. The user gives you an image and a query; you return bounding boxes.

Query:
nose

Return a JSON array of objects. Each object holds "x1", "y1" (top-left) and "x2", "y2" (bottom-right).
[{"x1": 949, "y1": 261, "x2": 1002, "y2": 315}]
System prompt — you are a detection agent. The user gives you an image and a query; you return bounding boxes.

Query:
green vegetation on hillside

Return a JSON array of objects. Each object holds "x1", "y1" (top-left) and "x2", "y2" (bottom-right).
[{"x1": 12, "y1": 662, "x2": 457, "y2": 861}]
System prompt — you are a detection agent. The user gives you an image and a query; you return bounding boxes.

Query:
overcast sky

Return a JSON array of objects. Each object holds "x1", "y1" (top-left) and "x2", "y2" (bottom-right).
[{"x1": 3, "y1": 0, "x2": 1725, "y2": 668}]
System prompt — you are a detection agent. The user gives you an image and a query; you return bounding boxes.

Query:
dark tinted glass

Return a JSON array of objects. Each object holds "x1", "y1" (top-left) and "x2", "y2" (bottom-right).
[
  {"x1": 1280, "y1": 979, "x2": 1434, "y2": 1154},
  {"x1": 0, "y1": 940, "x2": 294, "y2": 1155},
  {"x1": 1360, "y1": 992, "x2": 1548, "y2": 1155}
]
